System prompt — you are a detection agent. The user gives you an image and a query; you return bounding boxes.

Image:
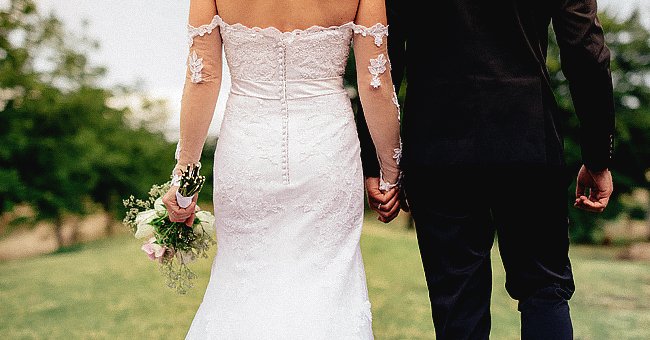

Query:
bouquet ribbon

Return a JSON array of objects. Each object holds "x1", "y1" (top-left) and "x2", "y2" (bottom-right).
[{"x1": 176, "y1": 191, "x2": 194, "y2": 209}]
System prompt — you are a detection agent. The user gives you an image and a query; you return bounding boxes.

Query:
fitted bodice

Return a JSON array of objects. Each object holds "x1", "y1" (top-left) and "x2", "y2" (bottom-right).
[
  {"x1": 211, "y1": 16, "x2": 355, "y2": 82},
  {"x1": 181, "y1": 14, "x2": 401, "y2": 192}
]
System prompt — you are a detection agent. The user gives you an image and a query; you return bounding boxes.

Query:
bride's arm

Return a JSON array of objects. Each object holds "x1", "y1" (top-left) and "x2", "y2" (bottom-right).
[
  {"x1": 175, "y1": 0, "x2": 223, "y2": 177},
  {"x1": 356, "y1": 0, "x2": 406, "y2": 181},
  {"x1": 353, "y1": 0, "x2": 402, "y2": 191},
  {"x1": 164, "y1": 0, "x2": 223, "y2": 225}
]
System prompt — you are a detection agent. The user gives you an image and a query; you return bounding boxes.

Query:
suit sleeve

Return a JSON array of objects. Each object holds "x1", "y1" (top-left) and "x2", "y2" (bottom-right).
[
  {"x1": 356, "y1": 0, "x2": 406, "y2": 178},
  {"x1": 553, "y1": 0, "x2": 615, "y2": 171}
]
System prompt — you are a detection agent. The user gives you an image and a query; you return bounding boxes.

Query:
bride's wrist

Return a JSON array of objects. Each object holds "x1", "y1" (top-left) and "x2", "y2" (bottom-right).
[
  {"x1": 379, "y1": 170, "x2": 402, "y2": 192},
  {"x1": 171, "y1": 164, "x2": 184, "y2": 187},
  {"x1": 170, "y1": 161, "x2": 201, "y2": 187}
]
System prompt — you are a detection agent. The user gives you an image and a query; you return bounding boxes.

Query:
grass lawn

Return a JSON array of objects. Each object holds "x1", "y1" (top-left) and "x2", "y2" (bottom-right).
[{"x1": 1, "y1": 216, "x2": 649, "y2": 339}]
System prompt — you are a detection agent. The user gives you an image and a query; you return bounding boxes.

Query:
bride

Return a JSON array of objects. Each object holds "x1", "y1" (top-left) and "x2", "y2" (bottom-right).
[{"x1": 162, "y1": 0, "x2": 402, "y2": 338}]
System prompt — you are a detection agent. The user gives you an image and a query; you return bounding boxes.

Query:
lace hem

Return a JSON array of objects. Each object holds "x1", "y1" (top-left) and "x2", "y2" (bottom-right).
[
  {"x1": 379, "y1": 172, "x2": 402, "y2": 192},
  {"x1": 189, "y1": 14, "x2": 388, "y2": 41},
  {"x1": 187, "y1": 15, "x2": 222, "y2": 47},
  {"x1": 352, "y1": 23, "x2": 389, "y2": 47},
  {"x1": 171, "y1": 172, "x2": 182, "y2": 187}
]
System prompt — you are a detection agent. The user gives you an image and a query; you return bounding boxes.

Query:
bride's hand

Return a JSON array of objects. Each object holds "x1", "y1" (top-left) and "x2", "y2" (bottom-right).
[
  {"x1": 162, "y1": 186, "x2": 198, "y2": 227},
  {"x1": 365, "y1": 177, "x2": 400, "y2": 223}
]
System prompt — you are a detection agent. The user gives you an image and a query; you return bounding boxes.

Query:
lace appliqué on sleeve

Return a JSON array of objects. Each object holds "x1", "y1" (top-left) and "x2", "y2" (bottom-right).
[
  {"x1": 171, "y1": 172, "x2": 182, "y2": 187},
  {"x1": 175, "y1": 140, "x2": 181, "y2": 160},
  {"x1": 393, "y1": 141, "x2": 402, "y2": 166},
  {"x1": 352, "y1": 23, "x2": 389, "y2": 47},
  {"x1": 187, "y1": 15, "x2": 221, "y2": 48},
  {"x1": 391, "y1": 86, "x2": 401, "y2": 122},
  {"x1": 188, "y1": 50, "x2": 204, "y2": 83},
  {"x1": 368, "y1": 54, "x2": 387, "y2": 88},
  {"x1": 390, "y1": 86, "x2": 402, "y2": 164},
  {"x1": 170, "y1": 140, "x2": 182, "y2": 186}
]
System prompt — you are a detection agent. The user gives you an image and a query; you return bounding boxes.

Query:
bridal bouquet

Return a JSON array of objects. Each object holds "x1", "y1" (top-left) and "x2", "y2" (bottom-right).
[{"x1": 123, "y1": 163, "x2": 216, "y2": 294}]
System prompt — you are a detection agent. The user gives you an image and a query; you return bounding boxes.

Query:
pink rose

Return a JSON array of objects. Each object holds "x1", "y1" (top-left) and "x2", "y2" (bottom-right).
[{"x1": 141, "y1": 237, "x2": 166, "y2": 262}]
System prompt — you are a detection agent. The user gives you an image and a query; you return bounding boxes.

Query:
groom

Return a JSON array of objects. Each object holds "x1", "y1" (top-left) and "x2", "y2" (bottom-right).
[{"x1": 358, "y1": 0, "x2": 615, "y2": 339}]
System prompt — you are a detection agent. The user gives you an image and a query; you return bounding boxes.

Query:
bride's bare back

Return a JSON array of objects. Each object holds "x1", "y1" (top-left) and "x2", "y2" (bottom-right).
[{"x1": 215, "y1": 0, "x2": 359, "y2": 30}]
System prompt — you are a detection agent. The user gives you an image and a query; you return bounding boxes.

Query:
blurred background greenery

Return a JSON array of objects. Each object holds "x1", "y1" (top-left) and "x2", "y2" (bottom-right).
[{"x1": 0, "y1": 0, "x2": 649, "y2": 339}]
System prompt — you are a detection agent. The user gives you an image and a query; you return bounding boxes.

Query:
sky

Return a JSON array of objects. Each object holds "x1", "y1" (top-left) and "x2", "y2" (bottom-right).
[{"x1": 31, "y1": 0, "x2": 650, "y2": 139}]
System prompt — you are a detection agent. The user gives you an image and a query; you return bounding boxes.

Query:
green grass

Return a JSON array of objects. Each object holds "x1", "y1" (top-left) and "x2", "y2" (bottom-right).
[{"x1": 1, "y1": 217, "x2": 649, "y2": 339}]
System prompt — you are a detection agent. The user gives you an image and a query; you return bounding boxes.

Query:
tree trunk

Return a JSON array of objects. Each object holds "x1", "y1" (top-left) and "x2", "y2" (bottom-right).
[
  {"x1": 647, "y1": 199, "x2": 650, "y2": 242},
  {"x1": 54, "y1": 216, "x2": 65, "y2": 250},
  {"x1": 70, "y1": 217, "x2": 80, "y2": 245},
  {"x1": 104, "y1": 210, "x2": 114, "y2": 236}
]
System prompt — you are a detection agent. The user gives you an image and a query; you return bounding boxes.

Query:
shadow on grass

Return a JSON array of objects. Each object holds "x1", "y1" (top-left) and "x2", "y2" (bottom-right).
[{"x1": 51, "y1": 243, "x2": 85, "y2": 255}]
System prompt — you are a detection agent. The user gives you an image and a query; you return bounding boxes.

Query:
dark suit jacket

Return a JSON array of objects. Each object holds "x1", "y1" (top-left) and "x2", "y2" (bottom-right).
[{"x1": 357, "y1": 0, "x2": 615, "y2": 176}]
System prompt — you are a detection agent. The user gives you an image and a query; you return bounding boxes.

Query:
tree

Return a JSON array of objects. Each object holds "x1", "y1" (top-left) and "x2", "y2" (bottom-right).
[{"x1": 0, "y1": 0, "x2": 176, "y2": 246}]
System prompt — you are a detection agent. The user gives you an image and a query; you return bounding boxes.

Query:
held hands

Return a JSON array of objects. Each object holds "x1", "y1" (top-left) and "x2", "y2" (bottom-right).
[
  {"x1": 574, "y1": 165, "x2": 613, "y2": 213},
  {"x1": 162, "y1": 186, "x2": 198, "y2": 227},
  {"x1": 365, "y1": 177, "x2": 402, "y2": 223}
]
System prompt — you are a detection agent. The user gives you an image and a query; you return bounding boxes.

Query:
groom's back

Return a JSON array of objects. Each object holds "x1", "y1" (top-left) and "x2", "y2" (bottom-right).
[
  {"x1": 398, "y1": 0, "x2": 574, "y2": 168},
  {"x1": 406, "y1": 1, "x2": 552, "y2": 80}
]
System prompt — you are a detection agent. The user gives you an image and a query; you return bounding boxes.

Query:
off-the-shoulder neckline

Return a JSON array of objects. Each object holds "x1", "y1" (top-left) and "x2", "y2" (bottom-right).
[{"x1": 189, "y1": 14, "x2": 388, "y2": 37}]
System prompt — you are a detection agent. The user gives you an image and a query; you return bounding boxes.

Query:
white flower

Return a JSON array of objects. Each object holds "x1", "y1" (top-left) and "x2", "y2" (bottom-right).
[
  {"x1": 154, "y1": 197, "x2": 166, "y2": 217},
  {"x1": 134, "y1": 209, "x2": 157, "y2": 239},
  {"x1": 194, "y1": 210, "x2": 215, "y2": 236}
]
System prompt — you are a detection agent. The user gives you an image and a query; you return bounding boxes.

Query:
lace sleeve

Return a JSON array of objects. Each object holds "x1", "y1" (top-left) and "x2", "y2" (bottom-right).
[
  {"x1": 172, "y1": 0, "x2": 223, "y2": 186},
  {"x1": 353, "y1": 0, "x2": 402, "y2": 191}
]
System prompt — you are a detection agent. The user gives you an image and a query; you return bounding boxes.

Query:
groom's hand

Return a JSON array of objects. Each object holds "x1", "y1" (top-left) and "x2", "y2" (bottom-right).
[
  {"x1": 365, "y1": 177, "x2": 400, "y2": 223},
  {"x1": 574, "y1": 165, "x2": 613, "y2": 213}
]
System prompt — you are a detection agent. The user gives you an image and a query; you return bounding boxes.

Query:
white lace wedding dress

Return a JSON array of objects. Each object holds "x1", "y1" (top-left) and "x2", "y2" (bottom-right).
[{"x1": 177, "y1": 8, "x2": 401, "y2": 340}]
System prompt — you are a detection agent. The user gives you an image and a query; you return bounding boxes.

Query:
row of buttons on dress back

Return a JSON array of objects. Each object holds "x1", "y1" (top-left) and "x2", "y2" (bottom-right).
[{"x1": 278, "y1": 40, "x2": 290, "y2": 185}]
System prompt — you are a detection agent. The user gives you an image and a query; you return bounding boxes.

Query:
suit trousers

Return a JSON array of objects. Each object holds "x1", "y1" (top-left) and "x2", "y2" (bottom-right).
[{"x1": 404, "y1": 165, "x2": 575, "y2": 340}]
